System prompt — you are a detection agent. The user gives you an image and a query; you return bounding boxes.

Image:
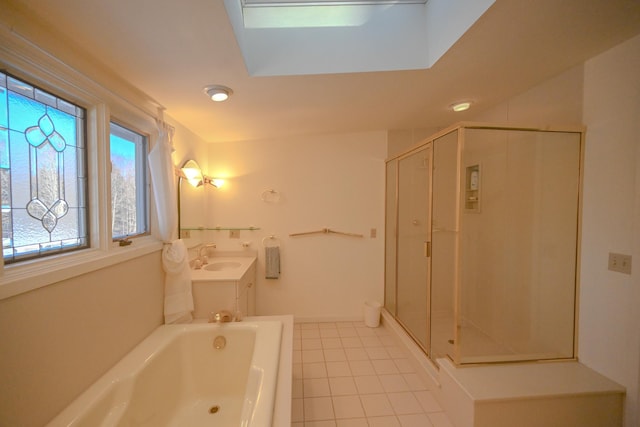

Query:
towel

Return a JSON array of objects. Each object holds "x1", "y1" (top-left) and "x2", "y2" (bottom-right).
[
  {"x1": 265, "y1": 246, "x2": 280, "y2": 279},
  {"x1": 162, "y1": 239, "x2": 194, "y2": 324}
]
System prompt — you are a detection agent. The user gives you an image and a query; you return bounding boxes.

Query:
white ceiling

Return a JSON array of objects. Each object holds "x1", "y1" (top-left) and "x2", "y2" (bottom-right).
[{"x1": 9, "y1": 0, "x2": 640, "y2": 143}]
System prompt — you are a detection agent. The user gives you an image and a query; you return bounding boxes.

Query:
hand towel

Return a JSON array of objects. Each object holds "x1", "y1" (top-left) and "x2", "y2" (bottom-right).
[
  {"x1": 162, "y1": 239, "x2": 194, "y2": 324},
  {"x1": 265, "y1": 246, "x2": 280, "y2": 279}
]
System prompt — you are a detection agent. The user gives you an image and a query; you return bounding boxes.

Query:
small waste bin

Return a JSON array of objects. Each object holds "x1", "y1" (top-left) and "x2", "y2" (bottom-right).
[{"x1": 363, "y1": 300, "x2": 382, "y2": 328}]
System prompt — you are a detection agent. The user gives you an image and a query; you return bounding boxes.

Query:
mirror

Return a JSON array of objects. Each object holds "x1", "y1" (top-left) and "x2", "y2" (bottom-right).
[{"x1": 177, "y1": 159, "x2": 207, "y2": 247}]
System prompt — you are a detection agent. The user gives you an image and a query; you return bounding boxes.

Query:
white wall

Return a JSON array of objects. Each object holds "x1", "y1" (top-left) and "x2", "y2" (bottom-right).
[
  {"x1": 0, "y1": 253, "x2": 164, "y2": 427},
  {"x1": 199, "y1": 131, "x2": 387, "y2": 321},
  {"x1": 389, "y1": 36, "x2": 640, "y2": 424},
  {"x1": 579, "y1": 34, "x2": 640, "y2": 427}
]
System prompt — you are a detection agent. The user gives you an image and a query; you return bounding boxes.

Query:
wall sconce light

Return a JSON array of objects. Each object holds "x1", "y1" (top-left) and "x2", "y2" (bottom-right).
[
  {"x1": 204, "y1": 177, "x2": 225, "y2": 188},
  {"x1": 203, "y1": 85, "x2": 233, "y2": 102},
  {"x1": 176, "y1": 160, "x2": 223, "y2": 188}
]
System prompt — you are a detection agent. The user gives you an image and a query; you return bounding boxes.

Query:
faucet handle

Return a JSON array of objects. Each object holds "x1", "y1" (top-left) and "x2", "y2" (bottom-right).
[{"x1": 209, "y1": 310, "x2": 233, "y2": 323}]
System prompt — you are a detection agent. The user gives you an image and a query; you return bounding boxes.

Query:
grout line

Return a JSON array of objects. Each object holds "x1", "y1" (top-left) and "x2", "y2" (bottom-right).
[{"x1": 294, "y1": 321, "x2": 454, "y2": 426}]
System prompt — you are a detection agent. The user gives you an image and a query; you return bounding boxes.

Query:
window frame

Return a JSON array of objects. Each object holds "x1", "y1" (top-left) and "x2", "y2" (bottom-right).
[
  {"x1": 0, "y1": 34, "x2": 164, "y2": 300},
  {"x1": 109, "y1": 120, "x2": 150, "y2": 241}
]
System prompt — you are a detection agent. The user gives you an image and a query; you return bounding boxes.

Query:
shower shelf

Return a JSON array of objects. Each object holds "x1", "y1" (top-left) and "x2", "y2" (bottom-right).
[{"x1": 181, "y1": 226, "x2": 261, "y2": 231}]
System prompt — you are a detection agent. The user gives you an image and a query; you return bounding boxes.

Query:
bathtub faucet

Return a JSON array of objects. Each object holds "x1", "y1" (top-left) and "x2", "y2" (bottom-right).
[{"x1": 209, "y1": 310, "x2": 233, "y2": 323}]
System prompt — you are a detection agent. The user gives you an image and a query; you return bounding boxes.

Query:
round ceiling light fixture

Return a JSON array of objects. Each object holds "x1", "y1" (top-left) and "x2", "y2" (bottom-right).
[
  {"x1": 203, "y1": 85, "x2": 233, "y2": 102},
  {"x1": 450, "y1": 101, "x2": 472, "y2": 112}
]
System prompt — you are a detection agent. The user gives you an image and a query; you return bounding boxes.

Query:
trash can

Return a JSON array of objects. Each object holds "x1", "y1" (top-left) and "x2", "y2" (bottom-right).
[{"x1": 363, "y1": 300, "x2": 382, "y2": 328}]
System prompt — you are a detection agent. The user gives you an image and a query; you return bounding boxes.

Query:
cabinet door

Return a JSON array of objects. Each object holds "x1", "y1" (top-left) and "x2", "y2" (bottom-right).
[
  {"x1": 247, "y1": 281, "x2": 256, "y2": 316},
  {"x1": 396, "y1": 145, "x2": 432, "y2": 351},
  {"x1": 237, "y1": 285, "x2": 249, "y2": 318}
]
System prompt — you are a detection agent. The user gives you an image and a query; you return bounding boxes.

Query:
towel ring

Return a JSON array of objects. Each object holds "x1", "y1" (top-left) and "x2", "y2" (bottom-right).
[
  {"x1": 262, "y1": 235, "x2": 280, "y2": 247},
  {"x1": 261, "y1": 189, "x2": 281, "y2": 203}
]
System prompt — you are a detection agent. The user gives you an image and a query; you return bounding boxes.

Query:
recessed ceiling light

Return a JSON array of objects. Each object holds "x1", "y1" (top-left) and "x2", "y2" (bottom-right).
[
  {"x1": 451, "y1": 101, "x2": 471, "y2": 112},
  {"x1": 203, "y1": 85, "x2": 233, "y2": 102}
]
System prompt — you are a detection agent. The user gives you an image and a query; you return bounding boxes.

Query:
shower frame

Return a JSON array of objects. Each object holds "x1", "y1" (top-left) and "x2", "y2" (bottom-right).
[{"x1": 384, "y1": 122, "x2": 585, "y2": 366}]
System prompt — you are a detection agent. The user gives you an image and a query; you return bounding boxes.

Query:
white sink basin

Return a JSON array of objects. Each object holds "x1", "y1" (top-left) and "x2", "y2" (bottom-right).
[{"x1": 203, "y1": 261, "x2": 243, "y2": 271}]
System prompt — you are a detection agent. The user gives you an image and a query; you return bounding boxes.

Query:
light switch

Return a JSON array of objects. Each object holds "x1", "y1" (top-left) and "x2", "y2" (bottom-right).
[{"x1": 608, "y1": 252, "x2": 632, "y2": 275}]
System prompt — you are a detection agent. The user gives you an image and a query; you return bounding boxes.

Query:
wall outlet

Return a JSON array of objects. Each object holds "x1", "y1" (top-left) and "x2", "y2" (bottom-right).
[
  {"x1": 608, "y1": 252, "x2": 632, "y2": 275},
  {"x1": 229, "y1": 230, "x2": 240, "y2": 239},
  {"x1": 370, "y1": 228, "x2": 377, "y2": 238},
  {"x1": 181, "y1": 229, "x2": 191, "y2": 239}
]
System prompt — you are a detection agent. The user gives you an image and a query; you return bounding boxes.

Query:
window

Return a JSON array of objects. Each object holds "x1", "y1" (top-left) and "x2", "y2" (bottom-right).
[
  {"x1": 1, "y1": 72, "x2": 88, "y2": 264},
  {"x1": 110, "y1": 122, "x2": 148, "y2": 239}
]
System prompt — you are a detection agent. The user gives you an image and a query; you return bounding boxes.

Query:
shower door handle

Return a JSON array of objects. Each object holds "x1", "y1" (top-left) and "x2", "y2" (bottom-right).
[{"x1": 424, "y1": 241, "x2": 431, "y2": 258}]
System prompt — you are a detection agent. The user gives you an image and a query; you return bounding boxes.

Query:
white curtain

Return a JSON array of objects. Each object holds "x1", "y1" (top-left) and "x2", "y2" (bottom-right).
[{"x1": 148, "y1": 121, "x2": 194, "y2": 324}]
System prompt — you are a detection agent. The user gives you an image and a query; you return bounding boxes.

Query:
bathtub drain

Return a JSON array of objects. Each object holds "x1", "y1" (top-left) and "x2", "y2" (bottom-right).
[{"x1": 209, "y1": 405, "x2": 220, "y2": 414}]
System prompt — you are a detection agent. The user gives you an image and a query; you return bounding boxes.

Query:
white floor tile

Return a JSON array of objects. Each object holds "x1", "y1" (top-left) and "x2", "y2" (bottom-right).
[
  {"x1": 341, "y1": 337, "x2": 364, "y2": 348},
  {"x1": 360, "y1": 336, "x2": 384, "y2": 347},
  {"x1": 398, "y1": 413, "x2": 434, "y2": 427},
  {"x1": 413, "y1": 390, "x2": 442, "y2": 412},
  {"x1": 303, "y1": 338, "x2": 323, "y2": 350},
  {"x1": 326, "y1": 361, "x2": 352, "y2": 377},
  {"x1": 387, "y1": 392, "x2": 423, "y2": 415},
  {"x1": 372, "y1": 359, "x2": 400, "y2": 375},
  {"x1": 304, "y1": 378, "x2": 331, "y2": 397},
  {"x1": 345, "y1": 348, "x2": 369, "y2": 361},
  {"x1": 385, "y1": 346, "x2": 406, "y2": 358},
  {"x1": 336, "y1": 418, "x2": 368, "y2": 427},
  {"x1": 355, "y1": 327, "x2": 377, "y2": 337},
  {"x1": 332, "y1": 395, "x2": 365, "y2": 419},
  {"x1": 301, "y1": 323, "x2": 320, "y2": 329},
  {"x1": 367, "y1": 415, "x2": 401, "y2": 426},
  {"x1": 320, "y1": 328, "x2": 341, "y2": 338},
  {"x1": 302, "y1": 329, "x2": 322, "y2": 339},
  {"x1": 324, "y1": 348, "x2": 347, "y2": 362},
  {"x1": 393, "y1": 358, "x2": 416, "y2": 374},
  {"x1": 337, "y1": 327, "x2": 359, "y2": 337},
  {"x1": 401, "y1": 373, "x2": 428, "y2": 391},
  {"x1": 305, "y1": 421, "x2": 337, "y2": 427},
  {"x1": 354, "y1": 375, "x2": 384, "y2": 394},
  {"x1": 293, "y1": 378, "x2": 303, "y2": 398},
  {"x1": 294, "y1": 321, "x2": 455, "y2": 427},
  {"x1": 428, "y1": 411, "x2": 455, "y2": 427},
  {"x1": 293, "y1": 363, "x2": 303, "y2": 380},
  {"x1": 348, "y1": 360, "x2": 376, "y2": 376},
  {"x1": 366, "y1": 347, "x2": 391, "y2": 360},
  {"x1": 329, "y1": 377, "x2": 358, "y2": 396},
  {"x1": 378, "y1": 374, "x2": 410, "y2": 393},
  {"x1": 303, "y1": 349, "x2": 325, "y2": 363},
  {"x1": 292, "y1": 398, "x2": 304, "y2": 422},
  {"x1": 319, "y1": 322, "x2": 338, "y2": 329},
  {"x1": 322, "y1": 337, "x2": 344, "y2": 348},
  {"x1": 304, "y1": 397, "x2": 335, "y2": 421},
  {"x1": 303, "y1": 362, "x2": 328, "y2": 378},
  {"x1": 360, "y1": 393, "x2": 395, "y2": 417}
]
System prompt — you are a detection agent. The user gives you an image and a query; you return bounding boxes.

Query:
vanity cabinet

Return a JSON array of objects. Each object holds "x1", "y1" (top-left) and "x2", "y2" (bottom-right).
[{"x1": 191, "y1": 258, "x2": 257, "y2": 320}]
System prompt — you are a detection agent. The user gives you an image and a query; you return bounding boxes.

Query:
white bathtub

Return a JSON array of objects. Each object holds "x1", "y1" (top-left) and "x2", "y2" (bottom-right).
[{"x1": 47, "y1": 318, "x2": 291, "y2": 427}]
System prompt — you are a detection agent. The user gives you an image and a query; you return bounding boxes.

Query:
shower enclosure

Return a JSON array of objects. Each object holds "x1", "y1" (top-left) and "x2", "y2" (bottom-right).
[{"x1": 385, "y1": 123, "x2": 583, "y2": 365}]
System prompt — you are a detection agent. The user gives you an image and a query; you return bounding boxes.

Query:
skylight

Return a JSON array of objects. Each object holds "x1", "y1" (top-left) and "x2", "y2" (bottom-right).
[
  {"x1": 223, "y1": 0, "x2": 495, "y2": 76},
  {"x1": 242, "y1": 0, "x2": 428, "y2": 6}
]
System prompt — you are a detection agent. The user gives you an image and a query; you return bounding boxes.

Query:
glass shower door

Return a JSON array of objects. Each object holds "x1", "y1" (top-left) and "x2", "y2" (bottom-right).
[{"x1": 396, "y1": 145, "x2": 432, "y2": 351}]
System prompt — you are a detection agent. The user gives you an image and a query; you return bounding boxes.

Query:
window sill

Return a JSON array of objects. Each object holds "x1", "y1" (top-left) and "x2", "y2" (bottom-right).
[{"x1": 0, "y1": 237, "x2": 164, "y2": 300}]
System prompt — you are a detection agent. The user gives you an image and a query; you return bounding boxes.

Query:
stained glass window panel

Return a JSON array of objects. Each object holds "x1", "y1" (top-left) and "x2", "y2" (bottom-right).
[{"x1": 0, "y1": 72, "x2": 88, "y2": 263}]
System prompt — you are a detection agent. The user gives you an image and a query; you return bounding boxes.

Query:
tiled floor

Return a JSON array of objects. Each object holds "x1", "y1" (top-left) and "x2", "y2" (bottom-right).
[{"x1": 291, "y1": 321, "x2": 455, "y2": 427}]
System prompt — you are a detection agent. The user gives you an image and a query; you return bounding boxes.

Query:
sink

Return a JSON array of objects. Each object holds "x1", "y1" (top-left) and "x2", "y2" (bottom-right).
[{"x1": 203, "y1": 261, "x2": 243, "y2": 271}]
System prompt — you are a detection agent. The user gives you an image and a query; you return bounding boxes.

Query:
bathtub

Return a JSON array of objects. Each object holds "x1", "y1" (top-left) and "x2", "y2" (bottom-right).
[{"x1": 47, "y1": 317, "x2": 292, "y2": 427}]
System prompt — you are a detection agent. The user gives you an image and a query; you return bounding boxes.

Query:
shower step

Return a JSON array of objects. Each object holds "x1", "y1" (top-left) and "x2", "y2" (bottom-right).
[{"x1": 436, "y1": 358, "x2": 625, "y2": 427}]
